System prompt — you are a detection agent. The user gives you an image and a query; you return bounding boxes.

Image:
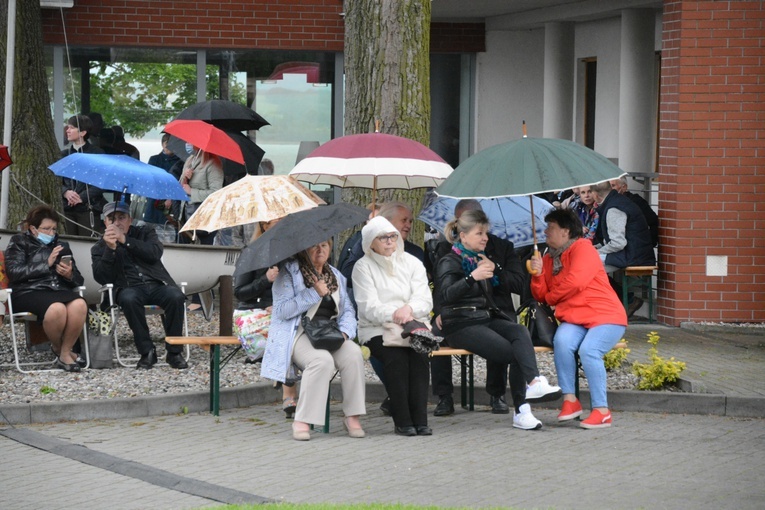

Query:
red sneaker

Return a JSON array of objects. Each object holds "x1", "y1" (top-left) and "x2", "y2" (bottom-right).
[
  {"x1": 580, "y1": 409, "x2": 612, "y2": 429},
  {"x1": 557, "y1": 399, "x2": 583, "y2": 421}
]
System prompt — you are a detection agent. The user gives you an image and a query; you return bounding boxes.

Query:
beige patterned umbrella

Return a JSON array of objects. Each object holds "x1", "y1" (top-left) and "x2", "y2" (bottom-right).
[{"x1": 179, "y1": 175, "x2": 325, "y2": 233}]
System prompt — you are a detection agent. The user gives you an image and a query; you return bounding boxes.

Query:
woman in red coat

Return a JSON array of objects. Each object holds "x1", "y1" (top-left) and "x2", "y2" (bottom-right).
[{"x1": 529, "y1": 208, "x2": 627, "y2": 429}]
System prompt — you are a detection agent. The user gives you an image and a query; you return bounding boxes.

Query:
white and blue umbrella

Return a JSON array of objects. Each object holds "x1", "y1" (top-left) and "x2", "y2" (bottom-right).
[
  {"x1": 418, "y1": 192, "x2": 554, "y2": 248},
  {"x1": 49, "y1": 153, "x2": 189, "y2": 201}
]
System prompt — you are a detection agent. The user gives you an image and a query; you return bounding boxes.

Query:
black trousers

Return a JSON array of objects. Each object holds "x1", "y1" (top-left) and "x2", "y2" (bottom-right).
[
  {"x1": 367, "y1": 335, "x2": 429, "y2": 428},
  {"x1": 440, "y1": 319, "x2": 539, "y2": 410},
  {"x1": 116, "y1": 282, "x2": 186, "y2": 355},
  {"x1": 430, "y1": 322, "x2": 520, "y2": 404}
]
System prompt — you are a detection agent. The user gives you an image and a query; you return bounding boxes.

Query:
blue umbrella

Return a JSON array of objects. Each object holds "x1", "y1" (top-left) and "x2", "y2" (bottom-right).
[
  {"x1": 418, "y1": 192, "x2": 554, "y2": 248},
  {"x1": 49, "y1": 153, "x2": 189, "y2": 201}
]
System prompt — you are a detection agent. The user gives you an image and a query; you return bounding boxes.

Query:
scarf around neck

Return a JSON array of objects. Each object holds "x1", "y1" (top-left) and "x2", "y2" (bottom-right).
[
  {"x1": 549, "y1": 238, "x2": 576, "y2": 275},
  {"x1": 452, "y1": 241, "x2": 499, "y2": 286},
  {"x1": 297, "y1": 253, "x2": 339, "y2": 295}
]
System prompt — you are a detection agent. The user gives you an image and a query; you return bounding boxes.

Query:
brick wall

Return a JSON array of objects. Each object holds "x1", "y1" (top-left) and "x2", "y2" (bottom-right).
[
  {"x1": 40, "y1": 0, "x2": 484, "y2": 53},
  {"x1": 659, "y1": 0, "x2": 765, "y2": 325}
]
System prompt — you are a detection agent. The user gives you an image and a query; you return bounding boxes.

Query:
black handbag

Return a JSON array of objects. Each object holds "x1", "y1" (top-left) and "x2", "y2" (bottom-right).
[
  {"x1": 517, "y1": 299, "x2": 557, "y2": 349},
  {"x1": 301, "y1": 315, "x2": 345, "y2": 351}
]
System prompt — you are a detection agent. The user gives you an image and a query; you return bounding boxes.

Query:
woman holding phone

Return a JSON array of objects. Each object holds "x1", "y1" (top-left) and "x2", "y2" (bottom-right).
[{"x1": 5, "y1": 205, "x2": 88, "y2": 372}]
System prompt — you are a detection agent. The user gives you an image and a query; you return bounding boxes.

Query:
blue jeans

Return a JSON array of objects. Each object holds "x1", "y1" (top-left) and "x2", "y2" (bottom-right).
[{"x1": 553, "y1": 322, "x2": 626, "y2": 409}]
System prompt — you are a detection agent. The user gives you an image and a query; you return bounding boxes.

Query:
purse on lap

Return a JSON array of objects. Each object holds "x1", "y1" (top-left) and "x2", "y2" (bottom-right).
[{"x1": 301, "y1": 315, "x2": 345, "y2": 351}]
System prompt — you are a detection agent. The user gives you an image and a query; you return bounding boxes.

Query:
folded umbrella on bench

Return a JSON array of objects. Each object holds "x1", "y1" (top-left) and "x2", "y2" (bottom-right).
[{"x1": 382, "y1": 320, "x2": 443, "y2": 354}]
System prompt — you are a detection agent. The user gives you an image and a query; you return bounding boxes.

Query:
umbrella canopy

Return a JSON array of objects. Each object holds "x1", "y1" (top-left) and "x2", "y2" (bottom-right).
[
  {"x1": 180, "y1": 175, "x2": 325, "y2": 233},
  {"x1": 436, "y1": 137, "x2": 626, "y2": 199},
  {"x1": 49, "y1": 153, "x2": 189, "y2": 201},
  {"x1": 234, "y1": 203, "x2": 369, "y2": 275},
  {"x1": 220, "y1": 131, "x2": 266, "y2": 176},
  {"x1": 418, "y1": 193, "x2": 555, "y2": 248},
  {"x1": 289, "y1": 133, "x2": 453, "y2": 190},
  {"x1": 163, "y1": 120, "x2": 245, "y2": 165},
  {"x1": 175, "y1": 99, "x2": 270, "y2": 132},
  {"x1": 0, "y1": 145, "x2": 11, "y2": 172}
]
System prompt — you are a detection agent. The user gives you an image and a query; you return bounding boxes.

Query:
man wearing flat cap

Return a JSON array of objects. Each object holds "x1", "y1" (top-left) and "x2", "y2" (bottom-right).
[{"x1": 91, "y1": 201, "x2": 188, "y2": 369}]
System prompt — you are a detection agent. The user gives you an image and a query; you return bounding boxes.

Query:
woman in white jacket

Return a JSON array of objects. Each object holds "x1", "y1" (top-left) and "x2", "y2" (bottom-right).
[{"x1": 352, "y1": 216, "x2": 434, "y2": 436}]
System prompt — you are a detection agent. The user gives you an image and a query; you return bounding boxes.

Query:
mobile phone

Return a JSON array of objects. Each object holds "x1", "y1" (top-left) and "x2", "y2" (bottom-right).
[{"x1": 60, "y1": 255, "x2": 73, "y2": 266}]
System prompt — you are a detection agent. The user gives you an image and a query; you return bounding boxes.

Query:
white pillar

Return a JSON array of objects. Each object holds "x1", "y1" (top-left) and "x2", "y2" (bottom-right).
[
  {"x1": 618, "y1": 10, "x2": 655, "y2": 174},
  {"x1": 196, "y1": 50, "x2": 206, "y2": 102},
  {"x1": 543, "y1": 22, "x2": 574, "y2": 140}
]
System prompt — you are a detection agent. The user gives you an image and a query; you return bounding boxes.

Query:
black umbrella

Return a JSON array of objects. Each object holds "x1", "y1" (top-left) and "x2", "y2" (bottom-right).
[
  {"x1": 166, "y1": 132, "x2": 265, "y2": 176},
  {"x1": 175, "y1": 99, "x2": 270, "y2": 132},
  {"x1": 234, "y1": 203, "x2": 370, "y2": 276}
]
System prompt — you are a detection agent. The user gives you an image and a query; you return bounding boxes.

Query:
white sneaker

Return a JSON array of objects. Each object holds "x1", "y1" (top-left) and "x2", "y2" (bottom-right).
[
  {"x1": 513, "y1": 404, "x2": 542, "y2": 430},
  {"x1": 525, "y1": 375, "x2": 563, "y2": 403}
]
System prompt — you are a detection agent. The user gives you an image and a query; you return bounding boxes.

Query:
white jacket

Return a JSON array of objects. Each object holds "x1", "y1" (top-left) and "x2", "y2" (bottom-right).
[{"x1": 351, "y1": 216, "x2": 433, "y2": 343}]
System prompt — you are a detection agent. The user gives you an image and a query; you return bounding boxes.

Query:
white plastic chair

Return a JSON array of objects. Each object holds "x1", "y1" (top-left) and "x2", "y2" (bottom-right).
[
  {"x1": 4, "y1": 286, "x2": 90, "y2": 373},
  {"x1": 99, "y1": 282, "x2": 190, "y2": 367}
]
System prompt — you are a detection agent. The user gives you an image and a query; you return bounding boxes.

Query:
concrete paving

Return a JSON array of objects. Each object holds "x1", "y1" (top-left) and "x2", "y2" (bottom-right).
[{"x1": 1, "y1": 323, "x2": 764, "y2": 510}]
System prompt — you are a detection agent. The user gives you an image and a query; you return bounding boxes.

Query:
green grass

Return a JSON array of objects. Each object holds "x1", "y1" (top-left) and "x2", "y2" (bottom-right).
[{"x1": 208, "y1": 504, "x2": 523, "y2": 510}]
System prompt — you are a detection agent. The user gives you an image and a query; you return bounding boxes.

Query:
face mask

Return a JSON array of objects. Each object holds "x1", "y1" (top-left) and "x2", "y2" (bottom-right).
[
  {"x1": 37, "y1": 232, "x2": 55, "y2": 245},
  {"x1": 185, "y1": 143, "x2": 193, "y2": 155}
]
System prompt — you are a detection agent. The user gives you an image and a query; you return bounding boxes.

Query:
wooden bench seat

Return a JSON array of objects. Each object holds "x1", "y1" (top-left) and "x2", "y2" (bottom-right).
[
  {"x1": 622, "y1": 265, "x2": 658, "y2": 322},
  {"x1": 166, "y1": 336, "x2": 241, "y2": 416},
  {"x1": 430, "y1": 343, "x2": 627, "y2": 411}
]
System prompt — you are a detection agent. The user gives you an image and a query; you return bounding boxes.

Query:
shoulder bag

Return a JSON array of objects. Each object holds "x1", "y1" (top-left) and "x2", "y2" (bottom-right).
[
  {"x1": 516, "y1": 299, "x2": 557, "y2": 349},
  {"x1": 301, "y1": 315, "x2": 345, "y2": 351}
]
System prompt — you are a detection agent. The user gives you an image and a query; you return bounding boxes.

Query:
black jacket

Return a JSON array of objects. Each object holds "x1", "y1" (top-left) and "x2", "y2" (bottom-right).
[
  {"x1": 429, "y1": 233, "x2": 529, "y2": 316},
  {"x1": 234, "y1": 267, "x2": 273, "y2": 310},
  {"x1": 60, "y1": 142, "x2": 107, "y2": 213},
  {"x1": 91, "y1": 224, "x2": 178, "y2": 291},
  {"x1": 4, "y1": 232, "x2": 84, "y2": 297},
  {"x1": 595, "y1": 190, "x2": 656, "y2": 268}
]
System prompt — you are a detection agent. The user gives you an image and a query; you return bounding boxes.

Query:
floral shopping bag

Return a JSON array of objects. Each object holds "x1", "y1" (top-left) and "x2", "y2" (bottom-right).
[{"x1": 233, "y1": 308, "x2": 270, "y2": 361}]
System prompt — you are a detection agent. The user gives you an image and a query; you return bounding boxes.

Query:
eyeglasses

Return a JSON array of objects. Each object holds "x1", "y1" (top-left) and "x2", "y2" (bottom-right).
[{"x1": 376, "y1": 233, "x2": 399, "y2": 243}]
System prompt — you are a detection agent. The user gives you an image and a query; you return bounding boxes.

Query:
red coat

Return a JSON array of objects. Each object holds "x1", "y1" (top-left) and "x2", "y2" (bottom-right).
[{"x1": 530, "y1": 238, "x2": 627, "y2": 329}]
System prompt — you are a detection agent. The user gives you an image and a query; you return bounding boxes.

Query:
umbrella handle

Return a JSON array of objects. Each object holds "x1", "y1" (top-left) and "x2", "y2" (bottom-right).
[{"x1": 526, "y1": 247, "x2": 540, "y2": 275}]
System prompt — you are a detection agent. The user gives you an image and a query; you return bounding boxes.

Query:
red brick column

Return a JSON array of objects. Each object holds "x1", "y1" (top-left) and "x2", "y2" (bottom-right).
[{"x1": 658, "y1": 0, "x2": 765, "y2": 325}]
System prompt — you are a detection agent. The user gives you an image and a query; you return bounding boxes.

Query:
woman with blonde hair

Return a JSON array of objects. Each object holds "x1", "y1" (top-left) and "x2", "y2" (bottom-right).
[{"x1": 434, "y1": 209, "x2": 561, "y2": 430}]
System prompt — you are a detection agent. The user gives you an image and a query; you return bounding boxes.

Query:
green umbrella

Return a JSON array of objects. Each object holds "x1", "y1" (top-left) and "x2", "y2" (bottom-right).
[
  {"x1": 435, "y1": 136, "x2": 626, "y2": 199},
  {"x1": 435, "y1": 134, "x2": 626, "y2": 274}
]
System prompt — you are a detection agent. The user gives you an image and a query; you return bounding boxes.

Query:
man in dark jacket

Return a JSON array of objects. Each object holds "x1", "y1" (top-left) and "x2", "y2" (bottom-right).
[
  {"x1": 592, "y1": 182, "x2": 656, "y2": 317},
  {"x1": 427, "y1": 199, "x2": 531, "y2": 417},
  {"x1": 610, "y1": 177, "x2": 659, "y2": 247},
  {"x1": 91, "y1": 201, "x2": 188, "y2": 369}
]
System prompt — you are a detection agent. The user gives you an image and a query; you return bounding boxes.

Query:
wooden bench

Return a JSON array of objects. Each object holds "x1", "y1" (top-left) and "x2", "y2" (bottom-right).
[
  {"x1": 166, "y1": 336, "x2": 241, "y2": 416},
  {"x1": 430, "y1": 343, "x2": 628, "y2": 411},
  {"x1": 622, "y1": 265, "x2": 658, "y2": 322}
]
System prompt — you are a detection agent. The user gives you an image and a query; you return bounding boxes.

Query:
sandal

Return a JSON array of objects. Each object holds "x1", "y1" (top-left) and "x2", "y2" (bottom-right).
[{"x1": 283, "y1": 397, "x2": 297, "y2": 419}]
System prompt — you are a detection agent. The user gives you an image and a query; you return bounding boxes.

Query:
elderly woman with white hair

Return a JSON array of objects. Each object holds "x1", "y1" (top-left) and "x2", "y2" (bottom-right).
[{"x1": 352, "y1": 216, "x2": 436, "y2": 437}]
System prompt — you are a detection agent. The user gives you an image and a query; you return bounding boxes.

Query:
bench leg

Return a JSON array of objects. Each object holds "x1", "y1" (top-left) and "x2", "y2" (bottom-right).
[
  {"x1": 467, "y1": 354, "x2": 474, "y2": 411},
  {"x1": 210, "y1": 345, "x2": 221, "y2": 416},
  {"x1": 459, "y1": 355, "x2": 467, "y2": 409},
  {"x1": 574, "y1": 352, "x2": 581, "y2": 401}
]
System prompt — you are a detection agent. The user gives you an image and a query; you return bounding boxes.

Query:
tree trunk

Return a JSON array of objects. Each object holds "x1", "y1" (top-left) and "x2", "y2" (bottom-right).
[
  {"x1": 0, "y1": 1, "x2": 64, "y2": 230},
  {"x1": 341, "y1": 0, "x2": 431, "y2": 249}
]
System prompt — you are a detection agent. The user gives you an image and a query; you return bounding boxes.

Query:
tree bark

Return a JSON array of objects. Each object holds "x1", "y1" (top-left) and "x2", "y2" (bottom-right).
[
  {"x1": 0, "y1": 1, "x2": 64, "y2": 229},
  {"x1": 341, "y1": 0, "x2": 431, "y2": 249}
]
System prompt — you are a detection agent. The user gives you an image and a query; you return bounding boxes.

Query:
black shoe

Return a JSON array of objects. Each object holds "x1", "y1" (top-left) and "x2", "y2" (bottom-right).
[
  {"x1": 136, "y1": 349, "x2": 158, "y2": 370},
  {"x1": 74, "y1": 354, "x2": 87, "y2": 368},
  {"x1": 166, "y1": 352, "x2": 189, "y2": 369},
  {"x1": 415, "y1": 425, "x2": 432, "y2": 436},
  {"x1": 627, "y1": 297, "x2": 644, "y2": 318},
  {"x1": 490, "y1": 395, "x2": 510, "y2": 414},
  {"x1": 380, "y1": 396, "x2": 391, "y2": 416},
  {"x1": 395, "y1": 426, "x2": 417, "y2": 436},
  {"x1": 434, "y1": 395, "x2": 454, "y2": 417},
  {"x1": 55, "y1": 358, "x2": 81, "y2": 373}
]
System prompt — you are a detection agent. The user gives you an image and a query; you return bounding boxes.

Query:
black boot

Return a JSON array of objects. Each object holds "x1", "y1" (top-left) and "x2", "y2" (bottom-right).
[{"x1": 434, "y1": 395, "x2": 454, "y2": 416}]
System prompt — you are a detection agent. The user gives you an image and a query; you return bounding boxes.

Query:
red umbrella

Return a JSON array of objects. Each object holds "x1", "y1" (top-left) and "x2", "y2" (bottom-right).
[
  {"x1": 163, "y1": 120, "x2": 245, "y2": 165},
  {"x1": 0, "y1": 145, "x2": 12, "y2": 172}
]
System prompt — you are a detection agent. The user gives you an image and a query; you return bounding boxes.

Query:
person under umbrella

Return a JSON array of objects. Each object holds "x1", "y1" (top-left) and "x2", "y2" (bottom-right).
[{"x1": 262, "y1": 239, "x2": 366, "y2": 441}]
